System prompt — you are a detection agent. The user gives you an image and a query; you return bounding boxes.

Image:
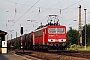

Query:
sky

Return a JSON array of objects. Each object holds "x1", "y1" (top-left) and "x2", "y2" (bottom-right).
[{"x1": 0, "y1": 0, "x2": 90, "y2": 40}]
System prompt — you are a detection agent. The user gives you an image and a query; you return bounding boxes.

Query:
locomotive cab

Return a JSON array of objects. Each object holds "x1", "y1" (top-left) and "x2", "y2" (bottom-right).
[{"x1": 47, "y1": 26, "x2": 66, "y2": 50}]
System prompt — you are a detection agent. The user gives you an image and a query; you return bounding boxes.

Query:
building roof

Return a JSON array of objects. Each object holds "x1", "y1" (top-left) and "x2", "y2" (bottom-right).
[{"x1": 0, "y1": 30, "x2": 7, "y2": 35}]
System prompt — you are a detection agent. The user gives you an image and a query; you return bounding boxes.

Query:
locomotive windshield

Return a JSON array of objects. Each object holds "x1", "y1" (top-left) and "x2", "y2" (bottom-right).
[
  {"x1": 48, "y1": 28, "x2": 56, "y2": 33},
  {"x1": 57, "y1": 28, "x2": 64, "y2": 33},
  {"x1": 48, "y1": 28, "x2": 64, "y2": 34}
]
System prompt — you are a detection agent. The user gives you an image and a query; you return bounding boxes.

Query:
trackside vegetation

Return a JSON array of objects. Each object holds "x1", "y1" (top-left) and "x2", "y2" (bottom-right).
[{"x1": 66, "y1": 24, "x2": 90, "y2": 50}]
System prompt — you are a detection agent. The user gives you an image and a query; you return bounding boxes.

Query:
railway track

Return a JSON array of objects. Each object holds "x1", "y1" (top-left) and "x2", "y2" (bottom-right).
[{"x1": 15, "y1": 50, "x2": 90, "y2": 60}]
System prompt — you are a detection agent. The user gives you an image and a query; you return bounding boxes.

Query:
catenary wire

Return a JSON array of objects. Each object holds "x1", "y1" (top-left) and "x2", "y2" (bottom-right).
[{"x1": 9, "y1": 0, "x2": 40, "y2": 30}]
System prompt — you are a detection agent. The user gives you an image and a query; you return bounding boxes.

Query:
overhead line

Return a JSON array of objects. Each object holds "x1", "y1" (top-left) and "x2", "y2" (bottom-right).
[
  {"x1": 32, "y1": 0, "x2": 65, "y2": 21},
  {"x1": 6, "y1": 0, "x2": 30, "y2": 6},
  {"x1": 40, "y1": 0, "x2": 64, "y2": 13},
  {"x1": 6, "y1": 0, "x2": 69, "y2": 11},
  {"x1": 34, "y1": 0, "x2": 83, "y2": 23},
  {"x1": 6, "y1": 0, "x2": 56, "y2": 9},
  {"x1": 62, "y1": 13, "x2": 85, "y2": 22},
  {"x1": 55, "y1": 0, "x2": 83, "y2": 14},
  {"x1": 63, "y1": 0, "x2": 83, "y2": 11},
  {"x1": 9, "y1": 0, "x2": 40, "y2": 30},
  {"x1": 18, "y1": 0, "x2": 28, "y2": 14},
  {"x1": 8, "y1": 0, "x2": 83, "y2": 30}
]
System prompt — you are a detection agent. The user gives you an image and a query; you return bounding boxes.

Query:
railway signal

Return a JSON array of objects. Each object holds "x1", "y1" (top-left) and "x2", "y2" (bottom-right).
[
  {"x1": 20, "y1": 27, "x2": 23, "y2": 35},
  {"x1": 20, "y1": 27, "x2": 24, "y2": 52}
]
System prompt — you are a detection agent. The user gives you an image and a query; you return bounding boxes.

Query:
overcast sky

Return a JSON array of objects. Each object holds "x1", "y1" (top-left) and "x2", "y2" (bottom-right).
[{"x1": 0, "y1": 0, "x2": 90, "y2": 39}]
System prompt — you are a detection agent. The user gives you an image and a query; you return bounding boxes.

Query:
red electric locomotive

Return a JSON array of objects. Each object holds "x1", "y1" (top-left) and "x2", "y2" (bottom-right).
[
  {"x1": 32, "y1": 15, "x2": 66, "y2": 50},
  {"x1": 33, "y1": 25, "x2": 66, "y2": 50}
]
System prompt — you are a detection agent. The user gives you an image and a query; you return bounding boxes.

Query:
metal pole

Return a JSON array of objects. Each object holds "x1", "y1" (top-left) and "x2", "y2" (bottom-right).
[
  {"x1": 16, "y1": 32, "x2": 17, "y2": 38},
  {"x1": 21, "y1": 35, "x2": 23, "y2": 49},
  {"x1": 11, "y1": 34, "x2": 12, "y2": 40},
  {"x1": 78, "y1": 5, "x2": 82, "y2": 46},
  {"x1": 84, "y1": 8, "x2": 87, "y2": 50}
]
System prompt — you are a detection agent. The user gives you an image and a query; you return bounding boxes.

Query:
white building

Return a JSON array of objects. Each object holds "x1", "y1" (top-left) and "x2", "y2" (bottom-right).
[{"x1": 0, "y1": 30, "x2": 7, "y2": 53}]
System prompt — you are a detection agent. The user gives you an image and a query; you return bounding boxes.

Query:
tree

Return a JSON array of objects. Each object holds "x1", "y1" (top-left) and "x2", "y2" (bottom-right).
[
  {"x1": 14, "y1": 41, "x2": 20, "y2": 49},
  {"x1": 66, "y1": 27, "x2": 79, "y2": 48},
  {"x1": 82, "y1": 24, "x2": 90, "y2": 46}
]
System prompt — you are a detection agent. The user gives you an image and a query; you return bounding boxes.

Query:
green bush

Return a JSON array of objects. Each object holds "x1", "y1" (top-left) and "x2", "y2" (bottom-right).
[
  {"x1": 70, "y1": 44, "x2": 77, "y2": 48},
  {"x1": 14, "y1": 41, "x2": 20, "y2": 49},
  {"x1": 10, "y1": 45, "x2": 14, "y2": 51}
]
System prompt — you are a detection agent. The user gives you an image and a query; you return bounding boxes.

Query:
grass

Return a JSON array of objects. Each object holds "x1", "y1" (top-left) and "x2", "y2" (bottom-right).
[{"x1": 67, "y1": 44, "x2": 90, "y2": 51}]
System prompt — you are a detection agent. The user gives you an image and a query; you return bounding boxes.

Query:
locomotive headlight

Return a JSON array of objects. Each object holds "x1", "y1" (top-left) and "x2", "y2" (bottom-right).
[
  {"x1": 59, "y1": 39, "x2": 66, "y2": 42},
  {"x1": 48, "y1": 39, "x2": 55, "y2": 42},
  {"x1": 63, "y1": 39, "x2": 66, "y2": 42}
]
